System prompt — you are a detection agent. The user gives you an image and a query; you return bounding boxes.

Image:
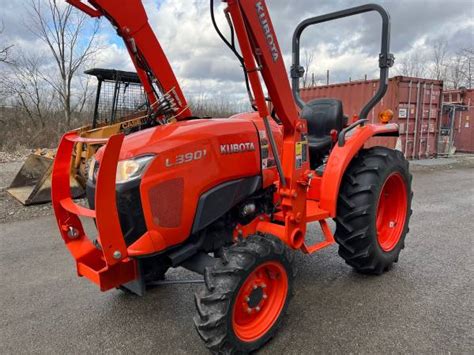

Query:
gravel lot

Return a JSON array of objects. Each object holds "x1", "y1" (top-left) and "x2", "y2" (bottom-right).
[
  {"x1": 0, "y1": 154, "x2": 473, "y2": 354},
  {"x1": 0, "y1": 160, "x2": 53, "y2": 224}
]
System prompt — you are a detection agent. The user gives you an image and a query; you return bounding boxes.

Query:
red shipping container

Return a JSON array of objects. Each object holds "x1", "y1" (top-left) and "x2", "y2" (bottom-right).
[
  {"x1": 440, "y1": 89, "x2": 474, "y2": 154},
  {"x1": 300, "y1": 76, "x2": 443, "y2": 159}
]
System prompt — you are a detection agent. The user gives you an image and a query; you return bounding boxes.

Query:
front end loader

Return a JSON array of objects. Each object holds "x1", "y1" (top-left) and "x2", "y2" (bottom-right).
[{"x1": 52, "y1": 1, "x2": 413, "y2": 353}]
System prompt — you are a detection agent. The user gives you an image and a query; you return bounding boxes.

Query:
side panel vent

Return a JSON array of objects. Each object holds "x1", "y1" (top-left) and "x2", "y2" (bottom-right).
[{"x1": 149, "y1": 178, "x2": 184, "y2": 228}]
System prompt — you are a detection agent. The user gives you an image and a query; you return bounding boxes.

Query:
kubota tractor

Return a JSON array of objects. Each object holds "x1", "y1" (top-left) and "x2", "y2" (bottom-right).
[{"x1": 52, "y1": 1, "x2": 412, "y2": 353}]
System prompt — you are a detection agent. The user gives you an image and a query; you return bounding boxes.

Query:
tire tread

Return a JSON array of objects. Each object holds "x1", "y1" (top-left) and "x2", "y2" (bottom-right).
[
  {"x1": 334, "y1": 147, "x2": 413, "y2": 274},
  {"x1": 193, "y1": 234, "x2": 294, "y2": 354}
]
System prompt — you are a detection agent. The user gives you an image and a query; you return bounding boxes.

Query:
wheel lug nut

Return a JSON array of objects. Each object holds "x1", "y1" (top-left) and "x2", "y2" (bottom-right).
[
  {"x1": 247, "y1": 308, "x2": 252, "y2": 314},
  {"x1": 256, "y1": 306, "x2": 261, "y2": 312},
  {"x1": 245, "y1": 296, "x2": 250, "y2": 302},
  {"x1": 261, "y1": 284, "x2": 267, "y2": 288},
  {"x1": 253, "y1": 285, "x2": 258, "y2": 290},
  {"x1": 262, "y1": 294, "x2": 267, "y2": 299}
]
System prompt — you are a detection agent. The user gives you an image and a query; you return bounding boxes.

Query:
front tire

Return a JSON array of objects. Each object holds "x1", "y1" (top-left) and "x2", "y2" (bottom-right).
[
  {"x1": 335, "y1": 147, "x2": 413, "y2": 275},
  {"x1": 194, "y1": 234, "x2": 295, "y2": 354}
]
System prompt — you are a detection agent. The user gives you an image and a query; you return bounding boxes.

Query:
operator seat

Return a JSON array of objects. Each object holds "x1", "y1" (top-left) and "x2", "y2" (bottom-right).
[{"x1": 301, "y1": 98, "x2": 347, "y2": 168}]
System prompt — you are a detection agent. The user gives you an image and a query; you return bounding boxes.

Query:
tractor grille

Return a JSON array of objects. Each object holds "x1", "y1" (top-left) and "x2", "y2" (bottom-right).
[
  {"x1": 148, "y1": 178, "x2": 184, "y2": 228},
  {"x1": 86, "y1": 179, "x2": 147, "y2": 246}
]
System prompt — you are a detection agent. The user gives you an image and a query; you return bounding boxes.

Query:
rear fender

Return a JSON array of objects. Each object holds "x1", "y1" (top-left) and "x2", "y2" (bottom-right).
[{"x1": 320, "y1": 123, "x2": 399, "y2": 217}]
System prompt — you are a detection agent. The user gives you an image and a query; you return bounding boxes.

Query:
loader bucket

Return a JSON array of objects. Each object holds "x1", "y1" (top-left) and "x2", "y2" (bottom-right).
[{"x1": 7, "y1": 153, "x2": 84, "y2": 205}]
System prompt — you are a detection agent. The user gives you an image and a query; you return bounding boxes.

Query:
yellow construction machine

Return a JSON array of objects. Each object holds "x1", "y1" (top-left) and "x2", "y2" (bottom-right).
[{"x1": 7, "y1": 68, "x2": 149, "y2": 205}]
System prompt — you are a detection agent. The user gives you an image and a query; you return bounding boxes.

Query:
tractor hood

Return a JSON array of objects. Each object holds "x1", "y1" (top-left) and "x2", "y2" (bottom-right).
[
  {"x1": 89, "y1": 115, "x2": 265, "y2": 253},
  {"x1": 94, "y1": 117, "x2": 260, "y2": 162}
]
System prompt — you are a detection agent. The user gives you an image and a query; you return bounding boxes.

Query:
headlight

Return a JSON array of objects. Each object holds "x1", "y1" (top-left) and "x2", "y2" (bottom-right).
[{"x1": 116, "y1": 155, "x2": 155, "y2": 184}]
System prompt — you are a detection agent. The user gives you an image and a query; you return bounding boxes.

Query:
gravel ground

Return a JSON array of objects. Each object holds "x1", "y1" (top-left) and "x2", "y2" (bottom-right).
[
  {"x1": 0, "y1": 158, "x2": 55, "y2": 224},
  {"x1": 0, "y1": 149, "x2": 32, "y2": 164},
  {"x1": 410, "y1": 153, "x2": 474, "y2": 171},
  {"x1": 0, "y1": 190, "x2": 53, "y2": 224},
  {"x1": 0, "y1": 151, "x2": 53, "y2": 223},
  {"x1": 0, "y1": 158, "x2": 53, "y2": 223}
]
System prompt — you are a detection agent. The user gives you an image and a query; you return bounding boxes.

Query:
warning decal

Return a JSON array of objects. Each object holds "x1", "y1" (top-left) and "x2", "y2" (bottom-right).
[{"x1": 295, "y1": 133, "x2": 308, "y2": 169}]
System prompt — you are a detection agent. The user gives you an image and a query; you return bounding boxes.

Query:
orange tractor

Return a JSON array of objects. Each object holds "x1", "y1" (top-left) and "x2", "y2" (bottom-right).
[{"x1": 53, "y1": 1, "x2": 412, "y2": 353}]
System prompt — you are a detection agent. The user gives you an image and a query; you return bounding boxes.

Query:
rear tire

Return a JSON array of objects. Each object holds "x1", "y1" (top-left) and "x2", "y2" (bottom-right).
[
  {"x1": 335, "y1": 147, "x2": 413, "y2": 275},
  {"x1": 194, "y1": 234, "x2": 295, "y2": 354}
]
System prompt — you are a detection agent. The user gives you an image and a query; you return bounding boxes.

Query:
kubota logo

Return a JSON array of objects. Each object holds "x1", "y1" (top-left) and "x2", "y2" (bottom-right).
[
  {"x1": 256, "y1": 1, "x2": 279, "y2": 62},
  {"x1": 220, "y1": 142, "x2": 256, "y2": 154}
]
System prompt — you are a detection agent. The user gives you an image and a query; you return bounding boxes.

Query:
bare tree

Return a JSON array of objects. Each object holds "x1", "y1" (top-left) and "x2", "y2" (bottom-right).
[
  {"x1": 3, "y1": 53, "x2": 58, "y2": 131},
  {"x1": 28, "y1": 0, "x2": 99, "y2": 127},
  {"x1": 397, "y1": 51, "x2": 428, "y2": 78},
  {"x1": 447, "y1": 52, "x2": 468, "y2": 89},
  {"x1": 460, "y1": 48, "x2": 473, "y2": 89},
  {"x1": 430, "y1": 39, "x2": 448, "y2": 81},
  {"x1": 189, "y1": 92, "x2": 238, "y2": 118},
  {"x1": 0, "y1": 22, "x2": 13, "y2": 64},
  {"x1": 301, "y1": 49, "x2": 314, "y2": 88}
]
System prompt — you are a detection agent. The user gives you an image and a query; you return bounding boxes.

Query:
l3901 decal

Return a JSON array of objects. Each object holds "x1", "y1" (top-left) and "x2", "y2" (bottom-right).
[{"x1": 165, "y1": 149, "x2": 207, "y2": 168}]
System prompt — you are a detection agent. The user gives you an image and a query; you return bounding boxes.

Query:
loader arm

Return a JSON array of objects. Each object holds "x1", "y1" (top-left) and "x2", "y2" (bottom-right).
[
  {"x1": 66, "y1": 0, "x2": 191, "y2": 121},
  {"x1": 225, "y1": 0, "x2": 310, "y2": 244}
]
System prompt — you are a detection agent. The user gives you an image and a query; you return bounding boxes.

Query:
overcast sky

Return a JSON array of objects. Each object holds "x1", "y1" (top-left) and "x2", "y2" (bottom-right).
[{"x1": 1, "y1": 0, "x2": 473, "y2": 105}]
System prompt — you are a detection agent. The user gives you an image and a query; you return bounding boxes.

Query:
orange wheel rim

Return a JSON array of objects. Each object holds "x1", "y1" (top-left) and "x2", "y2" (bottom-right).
[
  {"x1": 376, "y1": 172, "x2": 408, "y2": 252},
  {"x1": 232, "y1": 261, "x2": 288, "y2": 342}
]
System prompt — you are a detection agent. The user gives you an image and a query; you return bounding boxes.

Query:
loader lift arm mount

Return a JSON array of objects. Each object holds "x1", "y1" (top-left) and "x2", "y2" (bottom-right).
[{"x1": 222, "y1": 0, "x2": 320, "y2": 245}]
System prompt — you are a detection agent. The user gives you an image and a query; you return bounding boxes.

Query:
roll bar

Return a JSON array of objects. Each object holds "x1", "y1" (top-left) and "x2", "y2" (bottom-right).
[{"x1": 291, "y1": 4, "x2": 394, "y2": 120}]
